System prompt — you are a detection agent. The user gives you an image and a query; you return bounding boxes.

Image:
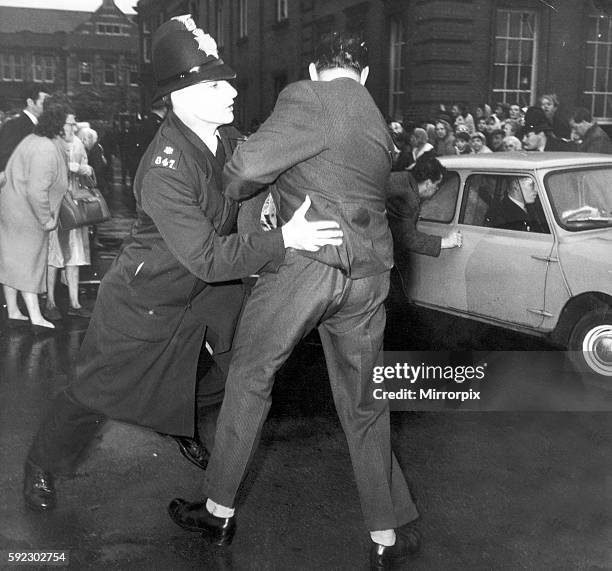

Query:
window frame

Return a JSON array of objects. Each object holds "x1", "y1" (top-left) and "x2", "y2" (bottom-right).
[
  {"x1": 1, "y1": 53, "x2": 24, "y2": 82},
  {"x1": 142, "y1": 21, "x2": 152, "y2": 64},
  {"x1": 128, "y1": 62, "x2": 139, "y2": 86},
  {"x1": 584, "y1": 13, "x2": 612, "y2": 123},
  {"x1": 276, "y1": 0, "x2": 288, "y2": 23},
  {"x1": 492, "y1": 8, "x2": 538, "y2": 107},
  {"x1": 79, "y1": 61, "x2": 93, "y2": 85},
  {"x1": 103, "y1": 61, "x2": 117, "y2": 85},
  {"x1": 388, "y1": 17, "x2": 405, "y2": 120},
  {"x1": 239, "y1": 0, "x2": 248, "y2": 39},
  {"x1": 32, "y1": 54, "x2": 55, "y2": 84}
]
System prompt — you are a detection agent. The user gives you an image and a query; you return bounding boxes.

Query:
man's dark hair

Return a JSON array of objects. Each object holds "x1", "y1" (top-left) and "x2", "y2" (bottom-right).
[
  {"x1": 313, "y1": 32, "x2": 368, "y2": 73},
  {"x1": 22, "y1": 83, "x2": 43, "y2": 104},
  {"x1": 570, "y1": 107, "x2": 592, "y2": 124},
  {"x1": 35, "y1": 96, "x2": 73, "y2": 139},
  {"x1": 412, "y1": 154, "x2": 446, "y2": 184}
]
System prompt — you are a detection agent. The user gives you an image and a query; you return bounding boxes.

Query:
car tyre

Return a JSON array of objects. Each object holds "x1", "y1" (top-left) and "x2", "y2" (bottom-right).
[{"x1": 568, "y1": 309, "x2": 612, "y2": 387}]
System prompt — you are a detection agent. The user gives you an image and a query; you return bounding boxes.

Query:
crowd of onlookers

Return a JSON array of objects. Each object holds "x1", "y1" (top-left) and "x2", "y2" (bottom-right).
[{"x1": 387, "y1": 94, "x2": 612, "y2": 171}]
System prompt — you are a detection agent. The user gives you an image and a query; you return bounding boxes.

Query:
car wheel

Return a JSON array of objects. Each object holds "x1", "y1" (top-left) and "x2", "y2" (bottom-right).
[{"x1": 568, "y1": 309, "x2": 612, "y2": 382}]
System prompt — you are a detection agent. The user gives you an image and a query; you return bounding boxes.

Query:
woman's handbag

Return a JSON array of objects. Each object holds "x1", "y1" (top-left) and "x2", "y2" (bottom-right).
[{"x1": 58, "y1": 173, "x2": 111, "y2": 230}]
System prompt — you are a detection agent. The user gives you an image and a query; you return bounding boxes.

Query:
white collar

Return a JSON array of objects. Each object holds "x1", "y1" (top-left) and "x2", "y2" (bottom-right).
[{"x1": 23, "y1": 109, "x2": 38, "y2": 125}]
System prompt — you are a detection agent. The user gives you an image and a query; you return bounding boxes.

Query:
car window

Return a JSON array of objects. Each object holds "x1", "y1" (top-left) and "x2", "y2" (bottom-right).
[
  {"x1": 460, "y1": 174, "x2": 500, "y2": 227},
  {"x1": 460, "y1": 174, "x2": 549, "y2": 233},
  {"x1": 419, "y1": 171, "x2": 460, "y2": 223},
  {"x1": 546, "y1": 167, "x2": 612, "y2": 231}
]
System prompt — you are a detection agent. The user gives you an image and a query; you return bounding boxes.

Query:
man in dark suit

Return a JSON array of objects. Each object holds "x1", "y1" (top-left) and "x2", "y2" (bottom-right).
[
  {"x1": 0, "y1": 84, "x2": 48, "y2": 172},
  {"x1": 485, "y1": 177, "x2": 548, "y2": 233},
  {"x1": 569, "y1": 106, "x2": 612, "y2": 154},
  {"x1": 168, "y1": 33, "x2": 421, "y2": 569},
  {"x1": 23, "y1": 15, "x2": 340, "y2": 514},
  {"x1": 386, "y1": 156, "x2": 462, "y2": 298}
]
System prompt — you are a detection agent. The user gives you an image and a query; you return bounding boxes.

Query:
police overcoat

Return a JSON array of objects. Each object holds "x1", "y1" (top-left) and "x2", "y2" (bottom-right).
[{"x1": 70, "y1": 111, "x2": 285, "y2": 436}]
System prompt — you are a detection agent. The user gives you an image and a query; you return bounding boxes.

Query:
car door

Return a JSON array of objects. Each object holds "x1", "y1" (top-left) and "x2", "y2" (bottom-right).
[
  {"x1": 406, "y1": 171, "x2": 467, "y2": 310},
  {"x1": 457, "y1": 173, "x2": 554, "y2": 328},
  {"x1": 409, "y1": 172, "x2": 555, "y2": 329}
]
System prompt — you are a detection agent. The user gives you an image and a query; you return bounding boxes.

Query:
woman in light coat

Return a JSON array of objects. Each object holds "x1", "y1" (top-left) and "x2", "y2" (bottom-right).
[
  {"x1": 45, "y1": 113, "x2": 94, "y2": 320},
  {"x1": 0, "y1": 99, "x2": 69, "y2": 330}
]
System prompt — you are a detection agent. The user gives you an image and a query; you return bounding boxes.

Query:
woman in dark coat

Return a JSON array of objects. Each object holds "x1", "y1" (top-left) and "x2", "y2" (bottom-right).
[{"x1": 0, "y1": 99, "x2": 69, "y2": 330}]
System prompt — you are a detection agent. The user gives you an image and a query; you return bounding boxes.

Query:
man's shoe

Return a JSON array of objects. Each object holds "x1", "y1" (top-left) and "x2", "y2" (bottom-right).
[
  {"x1": 168, "y1": 498, "x2": 235, "y2": 545},
  {"x1": 23, "y1": 460, "x2": 56, "y2": 511},
  {"x1": 370, "y1": 524, "x2": 421, "y2": 569},
  {"x1": 171, "y1": 436, "x2": 210, "y2": 471},
  {"x1": 67, "y1": 306, "x2": 92, "y2": 319}
]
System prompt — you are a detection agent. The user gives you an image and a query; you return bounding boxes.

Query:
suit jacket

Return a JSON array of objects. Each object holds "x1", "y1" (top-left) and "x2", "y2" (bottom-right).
[
  {"x1": 0, "y1": 112, "x2": 36, "y2": 171},
  {"x1": 485, "y1": 195, "x2": 548, "y2": 233},
  {"x1": 578, "y1": 123, "x2": 612, "y2": 154},
  {"x1": 224, "y1": 77, "x2": 394, "y2": 279},
  {"x1": 71, "y1": 110, "x2": 285, "y2": 436},
  {"x1": 386, "y1": 171, "x2": 442, "y2": 258}
]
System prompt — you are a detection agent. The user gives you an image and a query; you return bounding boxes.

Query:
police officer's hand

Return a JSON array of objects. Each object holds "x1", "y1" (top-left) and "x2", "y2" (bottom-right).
[{"x1": 281, "y1": 196, "x2": 343, "y2": 252}]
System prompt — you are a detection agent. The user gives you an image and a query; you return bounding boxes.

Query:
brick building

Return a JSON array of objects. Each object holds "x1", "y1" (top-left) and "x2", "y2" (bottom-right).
[
  {"x1": 134, "y1": 0, "x2": 612, "y2": 129},
  {"x1": 0, "y1": 0, "x2": 139, "y2": 120}
]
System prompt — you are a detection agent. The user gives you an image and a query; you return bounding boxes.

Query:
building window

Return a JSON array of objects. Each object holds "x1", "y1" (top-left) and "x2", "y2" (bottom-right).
[
  {"x1": 97, "y1": 23, "x2": 124, "y2": 35},
  {"x1": 493, "y1": 9, "x2": 538, "y2": 106},
  {"x1": 585, "y1": 13, "x2": 612, "y2": 122},
  {"x1": 104, "y1": 62, "x2": 117, "y2": 85},
  {"x1": 129, "y1": 63, "x2": 139, "y2": 86},
  {"x1": 142, "y1": 21, "x2": 152, "y2": 64},
  {"x1": 216, "y1": 1, "x2": 224, "y2": 48},
  {"x1": 79, "y1": 61, "x2": 92, "y2": 84},
  {"x1": 276, "y1": 0, "x2": 288, "y2": 22},
  {"x1": 1, "y1": 54, "x2": 24, "y2": 82},
  {"x1": 389, "y1": 18, "x2": 405, "y2": 120},
  {"x1": 239, "y1": 0, "x2": 248, "y2": 39},
  {"x1": 32, "y1": 55, "x2": 55, "y2": 83}
]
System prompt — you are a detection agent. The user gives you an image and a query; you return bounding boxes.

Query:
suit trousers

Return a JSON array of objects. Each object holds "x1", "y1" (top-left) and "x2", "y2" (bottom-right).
[
  {"x1": 203, "y1": 251, "x2": 419, "y2": 530},
  {"x1": 27, "y1": 341, "x2": 232, "y2": 474}
]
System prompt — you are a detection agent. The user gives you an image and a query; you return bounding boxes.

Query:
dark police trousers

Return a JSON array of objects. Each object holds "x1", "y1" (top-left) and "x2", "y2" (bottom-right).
[
  {"x1": 27, "y1": 347, "x2": 231, "y2": 474},
  {"x1": 203, "y1": 251, "x2": 419, "y2": 531}
]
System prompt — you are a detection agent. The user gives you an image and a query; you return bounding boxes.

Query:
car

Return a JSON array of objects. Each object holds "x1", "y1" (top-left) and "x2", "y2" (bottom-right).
[{"x1": 401, "y1": 152, "x2": 612, "y2": 382}]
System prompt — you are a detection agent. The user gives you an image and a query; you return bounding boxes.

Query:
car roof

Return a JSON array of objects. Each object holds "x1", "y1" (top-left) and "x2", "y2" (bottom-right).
[{"x1": 438, "y1": 152, "x2": 612, "y2": 170}]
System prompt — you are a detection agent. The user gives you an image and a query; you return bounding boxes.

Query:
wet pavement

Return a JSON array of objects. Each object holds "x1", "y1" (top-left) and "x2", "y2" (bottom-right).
[{"x1": 0, "y1": 171, "x2": 611, "y2": 570}]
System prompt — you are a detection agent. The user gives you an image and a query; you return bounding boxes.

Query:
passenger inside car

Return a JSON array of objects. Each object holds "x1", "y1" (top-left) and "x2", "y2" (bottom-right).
[{"x1": 484, "y1": 177, "x2": 549, "y2": 233}]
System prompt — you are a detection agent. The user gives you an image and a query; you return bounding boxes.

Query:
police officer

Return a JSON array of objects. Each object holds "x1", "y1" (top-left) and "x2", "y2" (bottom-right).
[{"x1": 23, "y1": 15, "x2": 342, "y2": 512}]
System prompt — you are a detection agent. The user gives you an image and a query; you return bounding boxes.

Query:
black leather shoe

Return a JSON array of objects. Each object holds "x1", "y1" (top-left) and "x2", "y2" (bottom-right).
[
  {"x1": 171, "y1": 436, "x2": 210, "y2": 471},
  {"x1": 370, "y1": 524, "x2": 421, "y2": 569},
  {"x1": 23, "y1": 460, "x2": 56, "y2": 511},
  {"x1": 168, "y1": 498, "x2": 235, "y2": 546}
]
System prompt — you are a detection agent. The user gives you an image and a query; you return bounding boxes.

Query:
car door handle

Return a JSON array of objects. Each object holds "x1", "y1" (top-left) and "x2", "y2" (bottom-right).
[
  {"x1": 530, "y1": 255, "x2": 559, "y2": 263},
  {"x1": 527, "y1": 308, "x2": 554, "y2": 317}
]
